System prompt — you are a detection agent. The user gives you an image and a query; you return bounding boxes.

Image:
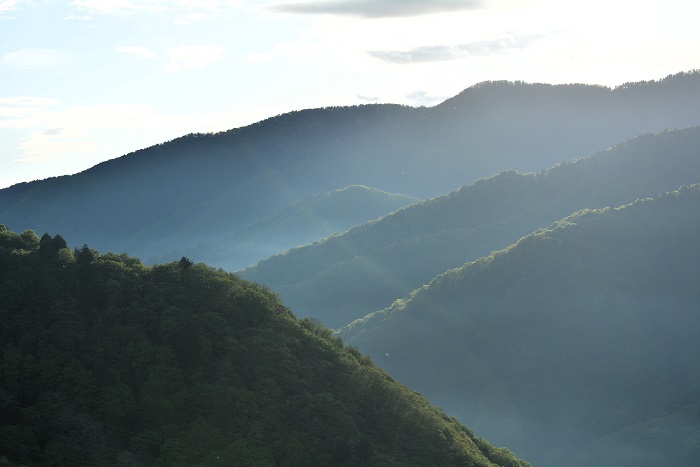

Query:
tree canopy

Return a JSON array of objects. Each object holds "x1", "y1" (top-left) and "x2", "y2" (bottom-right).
[{"x1": 0, "y1": 226, "x2": 528, "y2": 467}]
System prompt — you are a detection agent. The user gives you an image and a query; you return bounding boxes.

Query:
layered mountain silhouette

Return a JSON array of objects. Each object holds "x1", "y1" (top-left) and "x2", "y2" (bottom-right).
[
  {"x1": 241, "y1": 126, "x2": 700, "y2": 328},
  {"x1": 2, "y1": 71, "x2": 700, "y2": 265},
  {"x1": 338, "y1": 185, "x2": 700, "y2": 466},
  {"x1": 148, "y1": 185, "x2": 419, "y2": 270},
  {"x1": 3, "y1": 70, "x2": 700, "y2": 466},
  {"x1": 0, "y1": 226, "x2": 529, "y2": 467}
]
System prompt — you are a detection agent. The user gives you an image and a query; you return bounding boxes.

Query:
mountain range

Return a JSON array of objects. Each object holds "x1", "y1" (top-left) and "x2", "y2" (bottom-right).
[
  {"x1": 2, "y1": 71, "x2": 700, "y2": 267},
  {"x1": 241, "y1": 126, "x2": 700, "y2": 328},
  {"x1": 148, "y1": 185, "x2": 419, "y2": 271},
  {"x1": 338, "y1": 185, "x2": 700, "y2": 466},
  {"x1": 3, "y1": 70, "x2": 700, "y2": 466},
  {"x1": 0, "y1": 226, "x2": 529, "y2": 466}
]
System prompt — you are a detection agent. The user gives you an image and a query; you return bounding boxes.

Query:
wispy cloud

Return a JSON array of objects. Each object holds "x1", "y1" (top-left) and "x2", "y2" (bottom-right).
[
  {"x1": 64, "y1": 14, "x2": 92, "y2": 21},
  {"x1": 174, "y1": 11, "x2": 209, "y2": 25},
  {"x1": 271, "y1": 0, "x2": 482, "y2": 18},
  {"x1": 357, "y1": 94, "x2": 379, "y2": 103},
  {"x1": 17, "y1": 128, "x2": 97, "y2": 163},
  {"x1": 166, "y1": 45, "x2": 226, "y2": 72},
  {"x1": 0, "y1": 0, "x2": 17, "y2": 14},
  {"x1": 116, "y1": 46, "x2": 157, "y2": 59},
  {"x1": 369, "y1": 36, "x2": 533, "y2": 64},
  {"x1": 1, "y1": 48, "x2": 74, "y2": 72},
  {"x1": 71, "y1": 0, "x2": 241, "y2": 17},
  {"x1": 0, "y1": 97, "x2": 60, "y2": 107},
  {"x1": 406, "y1": 90, "x2": 445, "y2": 106}
]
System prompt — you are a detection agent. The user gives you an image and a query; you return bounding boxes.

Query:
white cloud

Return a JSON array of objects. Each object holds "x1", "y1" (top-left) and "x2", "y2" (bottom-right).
[
  {"x1": 0, "y1": 97, "x2": 60, "y2": 106},
  {"x1": 244, "y1": 53, "x2": 274, "y2": 64},
  {"x1": 166, "y1": 45, "x2": 226, "y2": 72},
  {"x1": 1, "y1": 48, "x2": 74, "y2": 72},
  {"x1": 276, "y1": 40, "x2": 325, "y2": 59},
  {"x1": 405, "y1": 90, "x2": 445, "y2": 106},
  {"x1": 71, "y1": 0, "x2": 168, "y2": 15},
  {"x1": 116, "y1": 46, "x2": 157, "y2": 59},
  {"x1": 369, "y1": 36, "x2": 537, "y2": 64},
  {"x1": 64, "y1": 14, "x2": 92, "y2": 21},
  {"x1": 0, "y1": 0, "x2": 17, "y2": 14},
  {"x1": 17, "y1": 128, "x2": 97, "y2": 162},
  {"x1": 271, "y1": 0, "x2": 482, "y2": 18},
  {"x1": 71, "y1": 0, "x2": 241, "y2": 16},
  {"x1": 174, "y1": 11, "x2": 209, "y2": 25}
]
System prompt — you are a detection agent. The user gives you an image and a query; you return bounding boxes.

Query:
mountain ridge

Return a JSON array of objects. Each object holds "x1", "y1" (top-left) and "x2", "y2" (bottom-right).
[
  {"x1": 338, "y1": 184, "x2": 700, "y2": 466},
  {"x1": 241, "y1": 126, "x2": 700, "y2": 328},
  {"x1": 0, "y1": 224, "x2": 529, "y2": 467},
  {"x1": 3, "y1": 71, "x2": 700, "y2": 264}
]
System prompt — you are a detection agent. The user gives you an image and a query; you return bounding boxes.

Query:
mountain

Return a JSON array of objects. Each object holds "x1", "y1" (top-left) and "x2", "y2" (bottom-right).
[
  {"x1": 0, "y1": 226, "x2": 528, "y2": 467},
  {"x1": 148, "y1": 185, "x2": 419, "y2": 270},
  {"x1": 338, "y1": 185, "x2": 700, "y2": 466},
  {"x1": 240, "y1": 126, "x2": 700, "y2": 328},
  {"x1": 2, "y1": 71, "x2": 700, "y2": 264}
]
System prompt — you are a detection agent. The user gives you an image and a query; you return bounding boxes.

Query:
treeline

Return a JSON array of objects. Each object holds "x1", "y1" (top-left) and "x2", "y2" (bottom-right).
[
  {"x1": 0, "y1": 226, "x2": 528, "y2": 467},
  {"x1": 339, "y1": 185, "x2": 700, "y2": 466}
]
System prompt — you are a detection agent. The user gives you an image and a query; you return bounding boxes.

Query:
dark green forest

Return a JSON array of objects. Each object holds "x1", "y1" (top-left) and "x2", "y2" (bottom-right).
[
  {"x1": 339, "y1": 185, "x2": 700, "y2": 466},
  {"x1": 0, "y1": 226, "x2": 528, "y2": 467},
  {"x1": 2, "y1": 71, "x2": 700, "y2": 266},
  {"x1": 242, "y1": 126, "x2": 700, "y2": 328}
]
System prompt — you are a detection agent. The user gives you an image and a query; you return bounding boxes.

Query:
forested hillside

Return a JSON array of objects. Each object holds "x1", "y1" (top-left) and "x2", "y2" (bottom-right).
[
  {"x1": 148, "y1": 185, "x2": 419, "y2": 271},
  {"x1": 241, "y1": 126, "x2": 700, "y2": 328},
  {"x1": 339, "y1": 185, "x2": 700, "y2": 466},
  {"x1": 0, "y1": 226, "x2": 528, "y2": 467},
  {"x1": 2, "y1": 71, "x2": 700, "y2": 265}
]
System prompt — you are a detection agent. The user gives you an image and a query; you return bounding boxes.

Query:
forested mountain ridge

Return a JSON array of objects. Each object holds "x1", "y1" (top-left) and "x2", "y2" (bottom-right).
[
  {"x1": 339, "y1": 184, "x2": 700, "y2": 466},
  {"x1": 148, "y1": 185, "x2": 420, "y2": 271},
  {"x1": 2, "y1": 71, "x2": 700, "y2": 265},
  {"x1": 0, "y1": 226, "x2": 529, "y2": 467},
  {"x1": 241, "y1": 126, "x2": 700, "y2": 328}
]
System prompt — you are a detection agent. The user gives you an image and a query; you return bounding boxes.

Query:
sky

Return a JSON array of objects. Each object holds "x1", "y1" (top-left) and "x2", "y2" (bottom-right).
[{"x1": 1, "y1": 0, "x2": 699, "y2": 189}]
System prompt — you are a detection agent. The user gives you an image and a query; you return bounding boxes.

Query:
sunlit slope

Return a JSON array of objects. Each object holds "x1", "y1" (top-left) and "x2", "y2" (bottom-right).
[
  {"x1": 0, "y1": 226, "x2": 529, "y2": 467},
  {"x1": 340, "y1": 185, "x2": 700, "y2": 466},
  {"x1": 241, "y1": 126, "x2": 700, "y2": 328},
  {"x1": 2, "y1": 72, "x2": 700, "y2": 262}
]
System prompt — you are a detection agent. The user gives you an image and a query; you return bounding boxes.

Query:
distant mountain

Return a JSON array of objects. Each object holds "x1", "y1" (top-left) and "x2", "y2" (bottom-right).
[
  {"x1": 0, "y1": 226, "x2": 529, "y2": 467},
  {"x1": 338, "y1": 185, "x2": 700, "y2": 466},
  {"x1": 241, "y1": 126, "x2": 700, "y2": 328},
  {"x1": 2, "y1": 71, "x2": 700, "y2": 263},
  {"x1": 148, "y1": 185, "x2": 419, "y2": 270}
]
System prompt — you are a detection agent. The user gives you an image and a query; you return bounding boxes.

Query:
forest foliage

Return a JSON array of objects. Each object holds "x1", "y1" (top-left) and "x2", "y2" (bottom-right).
[
  {"x1": 339, "y1": 184, "x2": 700, "y2": 466},
  {"x1": 0, "y1": 226, "x2": 528, "y2": 467},
  {"x1": 242, "y1": 126, "x2": 700, "y2": 328}
]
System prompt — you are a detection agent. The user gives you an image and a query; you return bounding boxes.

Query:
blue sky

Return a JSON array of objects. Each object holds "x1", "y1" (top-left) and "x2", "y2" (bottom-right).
[{"x1": 1, "y1": 0, "x2": 699, "y2": 189}]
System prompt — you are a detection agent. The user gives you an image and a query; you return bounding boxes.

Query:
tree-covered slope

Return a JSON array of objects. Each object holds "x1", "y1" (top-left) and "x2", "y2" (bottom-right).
[
  {"x1": 148, "y1": 185, "x2": 419, "y2": 270},
  {"x1": 0, "y1": 226, "x2": 528, "y2": 467},
  {"x1": 241, "y1": 126, "x2": 700, "y2": 328},
  {"x1": 2, "y1": 71, "x2": 700, "y2": 263},
  {"x1": 339, "y1": 185, "x2": 700, "y2": 466}
]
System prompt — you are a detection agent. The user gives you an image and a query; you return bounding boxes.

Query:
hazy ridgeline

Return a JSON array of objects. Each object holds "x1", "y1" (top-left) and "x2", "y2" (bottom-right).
[
  {"x1": 340, "y1": 185, "x2": 700, "y2": 466},
  {"x1": 2, "y1": 71, "x2": 700, "y2": 466},
  {"x1": 242, "y1": 126, "x2": 700, "y2": 328},
  {"x1": 2, "y1": 72, "x2": 700, "y2": 266}
]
